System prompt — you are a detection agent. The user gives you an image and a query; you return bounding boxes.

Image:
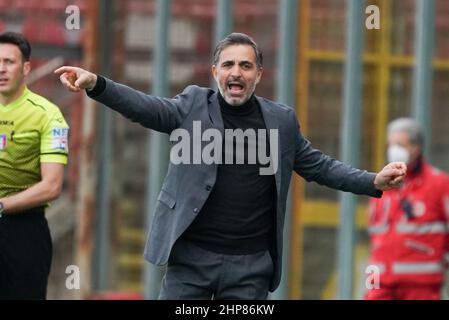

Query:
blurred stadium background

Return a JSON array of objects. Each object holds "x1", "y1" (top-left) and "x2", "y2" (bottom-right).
[{"x1": 1, "y1": 0, "x2": 448, "y2": 299}]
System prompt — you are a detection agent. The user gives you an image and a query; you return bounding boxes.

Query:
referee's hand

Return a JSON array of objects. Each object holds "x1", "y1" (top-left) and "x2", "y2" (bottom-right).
[{"x1": 54, "y1": 66, "x2": 97, "y2": 93}]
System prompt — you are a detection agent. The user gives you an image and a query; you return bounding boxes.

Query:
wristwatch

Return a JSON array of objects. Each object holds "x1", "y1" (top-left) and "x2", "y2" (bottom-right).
[{"x1": 0, "y1": 201, "x2": 4, "y2": 217}]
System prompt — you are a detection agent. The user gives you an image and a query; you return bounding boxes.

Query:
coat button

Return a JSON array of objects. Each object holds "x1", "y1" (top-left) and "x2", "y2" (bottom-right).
[
  {"x1": 193, "y1": 208, "x2": 199, "y2": 214},
  {"x1": 205, "y1": 185, "x2": 212, "y2": 191}
]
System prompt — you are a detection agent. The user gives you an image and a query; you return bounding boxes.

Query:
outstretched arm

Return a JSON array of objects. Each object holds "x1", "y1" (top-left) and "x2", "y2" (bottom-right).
[
  {"x1": 292, "y1": 110, "x2": 406, "y2": 196},
  {"x1": 54, "y1": 66, "x2": 196, "y2": 133}
]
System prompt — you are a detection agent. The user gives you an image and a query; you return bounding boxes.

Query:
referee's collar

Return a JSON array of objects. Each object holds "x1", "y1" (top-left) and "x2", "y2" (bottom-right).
[{"x1": 0, "y1": 86, "x2": 30, "y2": 109}]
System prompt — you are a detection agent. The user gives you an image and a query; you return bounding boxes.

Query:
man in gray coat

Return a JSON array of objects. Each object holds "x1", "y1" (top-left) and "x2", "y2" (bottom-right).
[{"x1": 56, "y1": 33, "x2": 406, "y2": 300}]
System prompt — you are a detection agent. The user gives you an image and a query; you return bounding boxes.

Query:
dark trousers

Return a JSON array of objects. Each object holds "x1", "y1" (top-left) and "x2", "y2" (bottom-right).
[
  {"x1": 159, "y1": 239, "x2": 273, "y2": 300},
  {"x1": 0, "y1": 210, "x2": 52, "y2": 299}
]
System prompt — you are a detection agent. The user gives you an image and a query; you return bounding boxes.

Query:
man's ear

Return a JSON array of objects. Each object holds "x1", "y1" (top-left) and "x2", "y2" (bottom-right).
[
  {"x1": 211, "y1": 65, "x2": 217, "y2": 80},
  {"x1": 23, "y1": 61, "x2": 31, "y2": 76},
  {"x1": 255, "y1": 67, "x2": 263, "y2": 85}
]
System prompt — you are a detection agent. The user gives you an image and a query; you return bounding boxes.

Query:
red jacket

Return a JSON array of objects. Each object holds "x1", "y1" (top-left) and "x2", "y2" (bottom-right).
[{"x1": 368, "y1": 159, "x2": 449, "y2": 286}]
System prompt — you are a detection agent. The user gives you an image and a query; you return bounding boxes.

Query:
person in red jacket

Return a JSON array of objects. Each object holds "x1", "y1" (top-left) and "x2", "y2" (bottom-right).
[{"x1": 365, "y1": 118, "x2": 449, "y2": 300}]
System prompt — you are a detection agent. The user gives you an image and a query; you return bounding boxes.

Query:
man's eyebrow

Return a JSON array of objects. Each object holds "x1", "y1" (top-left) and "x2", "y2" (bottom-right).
[{"x1": 220, "y1": 59, "x2": 254, "y2": 65}]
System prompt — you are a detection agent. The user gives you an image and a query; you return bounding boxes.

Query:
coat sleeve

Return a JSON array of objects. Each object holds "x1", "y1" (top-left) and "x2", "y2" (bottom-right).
[
  {"x1": 87, "y1": 76, "x2": 198, "y2": 134},
  {"x1": 292, "y1": 112, "x2": 382, "y2": 198}
]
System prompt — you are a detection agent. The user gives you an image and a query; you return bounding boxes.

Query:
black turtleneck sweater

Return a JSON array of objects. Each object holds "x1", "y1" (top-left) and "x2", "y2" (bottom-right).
[{"x1": 181, "y1": 93, "x2": 277, "y2": 254}]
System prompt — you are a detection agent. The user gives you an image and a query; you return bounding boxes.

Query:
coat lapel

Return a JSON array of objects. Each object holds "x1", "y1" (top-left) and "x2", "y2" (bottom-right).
[
  {"x1": 208, "y1": 92, "x2": 224, "y2": 135},
  {"x1": 257, "y1": 96, "x2": 282, "y2": 194}
]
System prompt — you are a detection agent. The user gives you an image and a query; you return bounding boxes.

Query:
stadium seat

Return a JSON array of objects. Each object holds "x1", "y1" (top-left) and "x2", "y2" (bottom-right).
[
  {"x1": 44, "y1": 21, "x2": 66, "y2": 45},
  {"x1": 0, "y1": 0, "x2": 10, "y2": 11},
  {"x1": 44, "y1": 0, "x2": 69, "y2": 13},
  {"x1": 22, "y1": 18, "x2": 40, "y2": 43},
  {"x1": 13, "y1": 0, "x2": 30, "y2": 10},
  {"x1": 23, "y1": 17, "x2": 66, "y2": 45},
  {"x1": 73, "y1": 0, "x2": 87, "y2": 12}
]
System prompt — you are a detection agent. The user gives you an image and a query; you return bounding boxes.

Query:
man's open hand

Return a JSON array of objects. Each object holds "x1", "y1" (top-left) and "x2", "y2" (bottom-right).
[
  {"x1": 374, "y1": 162, "x2": 407, "y2": 191},
  {"x1": 54, "y1": 66, "x2": 97, "y2": 93}
]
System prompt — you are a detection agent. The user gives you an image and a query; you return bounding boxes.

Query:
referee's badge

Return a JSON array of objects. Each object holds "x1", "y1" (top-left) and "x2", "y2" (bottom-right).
[
  {"x1": 51, "y1": 128, "x2": 69, "y2": 151},
  {"x1": 0, "y1": 133, "x2": 7, "y2": 150}
]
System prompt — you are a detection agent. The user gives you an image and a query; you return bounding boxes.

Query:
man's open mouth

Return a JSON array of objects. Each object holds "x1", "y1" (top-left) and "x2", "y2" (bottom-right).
[{"x1": 228, "y1": 82, "x2": 245, "y2": 95}]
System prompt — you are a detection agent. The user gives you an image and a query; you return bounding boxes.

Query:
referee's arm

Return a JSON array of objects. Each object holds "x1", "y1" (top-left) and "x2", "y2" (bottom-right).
[{"x1": 0, "y1": 163, "x2": 64, "y2": 214}]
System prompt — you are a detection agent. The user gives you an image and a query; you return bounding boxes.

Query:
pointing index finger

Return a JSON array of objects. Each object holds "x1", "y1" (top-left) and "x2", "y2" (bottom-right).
[{"x1": 54, "y1": 66, "x2": 76, "y2": 75}]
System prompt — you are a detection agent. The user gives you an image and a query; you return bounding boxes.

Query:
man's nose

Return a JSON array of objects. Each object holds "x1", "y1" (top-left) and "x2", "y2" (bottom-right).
[{"x1": 230, "y1": 65, "x2": 242, "y2": 78}]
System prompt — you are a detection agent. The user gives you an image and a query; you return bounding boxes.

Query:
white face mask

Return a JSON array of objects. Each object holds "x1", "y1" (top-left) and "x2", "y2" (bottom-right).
[{"x1": 387, "y1": 144, "x2": 410, "y2": 164}]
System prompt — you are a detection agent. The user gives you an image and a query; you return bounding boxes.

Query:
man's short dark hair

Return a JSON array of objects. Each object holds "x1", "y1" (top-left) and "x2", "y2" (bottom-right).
[
  {"x1": 0, "y1": 32, "x2": 32, "y2": 61},
  {"x1": 213, "y1": 32, "x2": 263, "y2": 69}
]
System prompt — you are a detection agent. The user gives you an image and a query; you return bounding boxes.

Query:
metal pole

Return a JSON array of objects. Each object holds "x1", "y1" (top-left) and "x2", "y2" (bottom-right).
[
  {"x1": 93, "y1": 0, "x2": 114, "y2": 292},
  {"x1": 211, "y1": 0, "x2": 233, "y2": 88},
  {"x1": 215, "y1": 0, "x2": 233, "y2": 45},
  {"x1": 75, "y1": 0, "x2": 100, "y2": 298},
  {"x1": 270, "y1": 0, "x2": 298, "y2": 300},
  {"x1": 412, "y1": 0, "x2": 435, "y2": 157},
  {"x1": 337, "y1": 0, "x2": 365, "y2": 300},
  {"x1": 143, "y1": 0, "x2": 172, "y2": 300}
]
